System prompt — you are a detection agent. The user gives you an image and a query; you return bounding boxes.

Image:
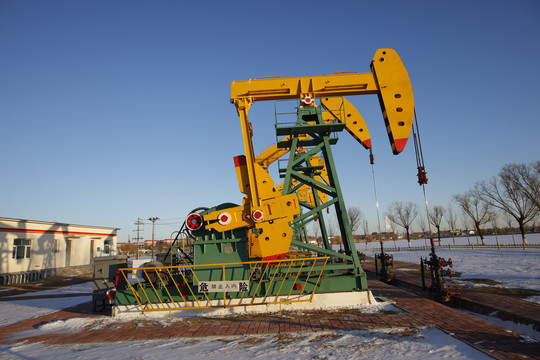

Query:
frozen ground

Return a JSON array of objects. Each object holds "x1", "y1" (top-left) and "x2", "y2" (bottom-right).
[
  {"x1": 1, "y1": 325, "x2": 493, "y2": 360},
  {"x1": 0, "y1": 285, "x2": 496, "y2": 360},
  {"x1": 0, "y1": 282, "x2": 92, "y2": 327},
  {"x1": 390, "y1": 248, "x2": 540, "y2": 293},
  {"x1": 1, "y1": 235, "x2": 539, "y2": 359},
  {"x1": 360, "y1": 234, "x2": 540, "y2": 300}
]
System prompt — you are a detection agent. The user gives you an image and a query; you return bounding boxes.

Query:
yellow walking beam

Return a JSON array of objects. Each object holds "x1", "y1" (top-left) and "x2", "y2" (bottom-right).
[
  {"x1": 321, "y1": 97, "x2": 372, "y2": 149},
  {"x1": 231, "y1": 48, "x2": 414, "y2": 155}
]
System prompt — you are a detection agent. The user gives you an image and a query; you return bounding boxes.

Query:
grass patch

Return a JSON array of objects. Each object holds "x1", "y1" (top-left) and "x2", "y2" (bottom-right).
[
  {"x1": 309, "y1": 334, "x2": 341, "y2": 343},
  {"x1": 217, "y1": 338, "x2": 234, "y2": 343},
  {"x1": 273, "y1": 333, "x2": 305, "y2": 345},
  {"x1": 387, "y1": 328, "x2": 420, "y2": 337},
  {"x1": 238, "y1": 336, "x2": 267, "y2": 345}
]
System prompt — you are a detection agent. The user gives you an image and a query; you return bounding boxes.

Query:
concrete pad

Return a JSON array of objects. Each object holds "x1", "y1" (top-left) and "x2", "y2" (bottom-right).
[{"x1": 113, "y1": 290, "x2": 376, "y2": 318}]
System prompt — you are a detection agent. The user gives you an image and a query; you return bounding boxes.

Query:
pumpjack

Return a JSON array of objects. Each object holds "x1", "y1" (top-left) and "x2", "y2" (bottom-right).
[{"x1": 114, "y1": 49, "x2": 415, "y2": 312}]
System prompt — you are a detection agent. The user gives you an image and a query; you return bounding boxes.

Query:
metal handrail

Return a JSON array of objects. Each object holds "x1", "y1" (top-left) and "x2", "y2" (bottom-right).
[{"x1": 116, "y1": 256, "x2": 330, "y2": 314}]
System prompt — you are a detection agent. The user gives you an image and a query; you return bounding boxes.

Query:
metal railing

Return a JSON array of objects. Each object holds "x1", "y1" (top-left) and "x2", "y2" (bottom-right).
[
  {"x1": 116, "y1": 256, "x2": 329, "y2": 314},
  {"x1": 0, "y1": 271, "x2": 44, "y2": 285}
]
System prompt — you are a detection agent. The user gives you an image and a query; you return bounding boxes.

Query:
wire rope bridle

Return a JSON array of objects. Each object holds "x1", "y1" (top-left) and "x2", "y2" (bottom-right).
[{"x1": 413, "y1": 109, "x2": 433, "y2": 235}]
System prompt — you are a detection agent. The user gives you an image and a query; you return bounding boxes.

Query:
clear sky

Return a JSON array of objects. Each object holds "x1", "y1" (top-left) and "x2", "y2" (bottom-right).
[{"x1": 1, "y1": 0, "x2": 539, "y2": 242}]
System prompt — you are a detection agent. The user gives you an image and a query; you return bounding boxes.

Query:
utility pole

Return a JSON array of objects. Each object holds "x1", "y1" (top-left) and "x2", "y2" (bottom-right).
[
  {"x1": 148, "y1": 217, "x2": 159, "y2": 260},
  {"x1": 135, "y1": 218, "x2": 144, "y2": 260}
]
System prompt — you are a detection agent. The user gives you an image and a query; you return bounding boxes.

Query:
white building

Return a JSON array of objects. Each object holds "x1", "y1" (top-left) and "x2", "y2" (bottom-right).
[{"x1": 0, "y1": 217, "x2": 118, "y2": 284}]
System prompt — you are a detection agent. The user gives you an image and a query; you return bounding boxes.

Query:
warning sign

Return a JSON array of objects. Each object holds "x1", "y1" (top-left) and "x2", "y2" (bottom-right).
[{"x1": 198, "y1": 281, "x2": 249, "y2": 293}]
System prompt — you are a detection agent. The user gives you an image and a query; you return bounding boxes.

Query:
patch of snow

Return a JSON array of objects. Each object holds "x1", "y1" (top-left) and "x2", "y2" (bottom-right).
[
  {"x1": 6, "y1": 281, "x2": 92, "y2": 298},
  {"x1": 0, "y1": 282, "x2": 93, "y2": 327},
  {"x1": 366, "y1": 242, "x2": 540, "y2": 292},
  {"x1": 0, "y1": 327, "x2": 493, "y2": 360},
  {"x1": 9, "y1": 316, "x2": 121, "y2": 341},
  {"x1": 524, "y1": 295, "x2": 540, "y2": 304},
  {"x1": 0, "y1": 296, "x2": 91, "y2": 327},
  {"x1": 357, "y1": 299, "x2": 402, "y2": 314}
]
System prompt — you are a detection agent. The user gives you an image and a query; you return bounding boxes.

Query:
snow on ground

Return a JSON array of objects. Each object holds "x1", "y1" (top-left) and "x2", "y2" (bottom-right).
[
  {"x1": 0, "y1": 327, "x2": 493, "y2": 360},
  {"x1": 7, "y1": 281, "x2": 92, "y2": 297},
  {"x1": 361, "y1": 234, "x2": 540, "y2": 297},
  {"x1": 0, "y1": 290, "x2": 495, "y2": 360},
  {"x1": 9, "y1": 301, "x2": 404, "y2": 341},
  {"x1": 0, "y1": 236, "x2": 538, "y2": 358},
  {"x1": 0, "y1": 282, "x2": 92, "y2": 327},
  {"x1": 388, "y1": 248, "x2": 540, "y2": 292}
]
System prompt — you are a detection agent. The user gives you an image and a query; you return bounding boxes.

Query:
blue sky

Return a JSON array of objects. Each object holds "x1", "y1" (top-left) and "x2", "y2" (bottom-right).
[{"x1": 1, "y1": 1, "x2": 539, "y2": 241}]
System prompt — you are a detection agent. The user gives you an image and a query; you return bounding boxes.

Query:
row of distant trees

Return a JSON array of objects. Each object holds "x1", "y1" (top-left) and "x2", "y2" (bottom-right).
[
  {"x1": 118, "y1": 241, "x2": 172, "y2": 256},
  {"x1": 347, "y1": 161, "x2": 539, "y2": 247}
]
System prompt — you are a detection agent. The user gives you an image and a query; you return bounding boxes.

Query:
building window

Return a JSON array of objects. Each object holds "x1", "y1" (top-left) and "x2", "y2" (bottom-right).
[
  {"x1": 104, "y1": 239, "x2": 111, "y2": 254},
  {"x1": 12, "y1": 239, "x2": 31, "y2": 259}
]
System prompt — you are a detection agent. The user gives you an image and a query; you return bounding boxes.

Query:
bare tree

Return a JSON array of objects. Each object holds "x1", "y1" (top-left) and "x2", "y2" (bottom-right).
[
  {"x1": 453, "y1": 190, "x2": 491, "y2": 245},
  {"x1": 417, "y1": 215, "x2": 428, "y2": 246},
  {"x1": 429, "y1": 206, "x2": 445, "y2": 242},
  {"x1": 503, "y1": 211, "x2": 516, "y2": 245},
  {"x1": 530, "y1": 161, "x2": 540, "y2": 209},
  {"x1": 118, "y1": 243, "x2": 138, "y2": 256},
  {"x1": 501, "y1": 161, "x2": 540, "y2": 212},
  {"x1": 461, "y1": 214, "x2": 472, "y2": 245},
  {"x1": 446, "y1": 204, "x2": 458, "y2": 245},
  {"x1": 347, "y1": 207, "x2": 364, "y2": 236},
  {"x1": 362, "y1": 219, "x2": 370, "y2": 243},
  {"x1": 326, "y1": 214, "x2": 338, "y2": 246},
  {"x1": 388, "y1": 217, "x2": 397, "y2": 242},
  {"x1": 384, "y1": 214, "x2": 398, "y2": 245},
  {"x1": 489, "y1": 211, "x2": 500, "y2": 245},
  {"x1": 476, "y1": 164, "x2": 540, "y2": 245},
  {"x1": 386, "y1": 201, "x2": 418, "y2": 248}
]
